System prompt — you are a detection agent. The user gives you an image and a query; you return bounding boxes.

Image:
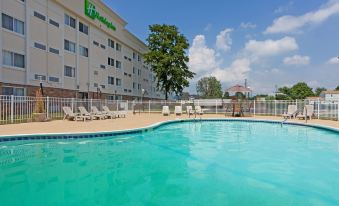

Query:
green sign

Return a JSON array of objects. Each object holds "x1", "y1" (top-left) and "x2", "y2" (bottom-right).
[{"x1": 84, "y1": 0, "x2": 116, "y2": 31}]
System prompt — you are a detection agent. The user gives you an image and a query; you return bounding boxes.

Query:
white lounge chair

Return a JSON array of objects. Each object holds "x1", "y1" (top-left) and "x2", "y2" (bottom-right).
[
  {"x1": 102, "y1": 106, "x2": 117, "y2": 119},
  {"x1": 282, "y1": 105, "x2": 298, "y2": 119},
  {"x1": 195, "y1": 106, "x2": 204, "y2": 115},
  {"x1": 297, "y1": 105, "x2": 314, "y2": 120},
  {"x1": 186, "y1": 106, "x2": 194, "y2": 115},
  {"x1": 175, "y1": 106, "x2": 182, "y2": 115},
  {"x1": 63, "y1": 106, "x2": 91, "y2": 121},
  {"x1": 79, "y1": 106, "x2": 104, "y2": 120},
  {"x1": 162, "y1": 106, "x2": 170, "y2": 116},
  {"x1": 91, "y1": 106, "x2": 114, "y2": 119}
]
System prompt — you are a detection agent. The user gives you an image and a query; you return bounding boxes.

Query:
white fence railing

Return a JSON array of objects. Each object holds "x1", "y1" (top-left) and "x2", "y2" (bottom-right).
[{"x1": 0, "y1": 96, "x2": 338, "y2": 124}]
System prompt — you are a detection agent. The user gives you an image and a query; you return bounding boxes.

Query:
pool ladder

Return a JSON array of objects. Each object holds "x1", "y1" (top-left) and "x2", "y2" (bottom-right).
[{"x1": 281, "y1": 119, "x2": 288, "y2": 127}]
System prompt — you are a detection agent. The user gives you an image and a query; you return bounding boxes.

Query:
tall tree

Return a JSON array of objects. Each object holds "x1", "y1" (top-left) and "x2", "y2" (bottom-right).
[
  {"x1": 289, "y1": 82, "x2": 314, "y2": 99},
  {"x1": 314, "y1": 87, "x2": 327, "y2": 96},
  {"x1": 196, "y1": 76, "x2": 223, "y2": 99},
  {"x1": 335, "y1": 86, "x2": 339, "y2": 90},
  {"x1": 144, "y1": 24, "x2": 195, "y2": 100}
]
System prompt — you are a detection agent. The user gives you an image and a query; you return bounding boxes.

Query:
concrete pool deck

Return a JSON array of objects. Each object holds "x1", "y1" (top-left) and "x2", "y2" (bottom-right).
[{"x1": 0, "y1": 113, "x2": 338, "y2": 136}]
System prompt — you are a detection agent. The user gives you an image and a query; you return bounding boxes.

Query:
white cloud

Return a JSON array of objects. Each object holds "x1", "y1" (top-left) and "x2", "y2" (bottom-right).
[
  {"x1": 211, "y1": 58, "x2": 251, "y2": 83},
  {"x1": 215, "y1": 28, "x2": 233, "y2": 52},
  {"x1": 265, "y1": 1, "x2": 339, "y2": 34},
  {"x1": 274, "y1": 1, "x2": 294, "y2": 14},
  {"x1": 244, "y1": 36, "x2": 298, "y2": 57},
  {"x1": 189, "y1": 34, "x2": 251, "y2": 84},
  {"x1": 188, "y1": 35, "x2": 218, "y2": 74},
  {"x1": 240, "y1": 22, "x2": 257, "y2": 29},
  {"x1": 283, "y1": 55, "x2": 310, "y2": 65},
  {"x1": 327, "y1": 56, "x2": 339, "y2": 64}
]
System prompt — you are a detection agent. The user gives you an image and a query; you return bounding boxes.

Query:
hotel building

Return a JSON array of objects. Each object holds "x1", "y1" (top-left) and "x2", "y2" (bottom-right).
[{"x1": 0, "y1": 0, "x2": 164, "y2": 100}]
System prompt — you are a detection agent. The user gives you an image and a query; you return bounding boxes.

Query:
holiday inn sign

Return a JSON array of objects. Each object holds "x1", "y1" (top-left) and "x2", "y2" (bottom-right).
[{"x1": 84, "y1": 0, "x2": 116, "y2": 31}]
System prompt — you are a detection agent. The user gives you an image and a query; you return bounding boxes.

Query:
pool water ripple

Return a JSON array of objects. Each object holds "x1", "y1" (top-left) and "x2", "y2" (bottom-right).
[{"x1": 0, "y1": 121, "x2": 339, "y2": 206}]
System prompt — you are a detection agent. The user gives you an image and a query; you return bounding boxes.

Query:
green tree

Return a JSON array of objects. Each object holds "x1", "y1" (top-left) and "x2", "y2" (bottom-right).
[
  {"x1": 289, "y1": 82, "x2": 314, "y2": 99},
  {"x1": 144, "y1": 24, "x2": 195, "y2": 100},
  {"x1": 223, "y1": 91, "x2": 230, "y2": 99},
  {"x1": 278, "y1": 86, "x2": 291, "y2": 96},
  {"x1": 314, "y1": 87, "x2": 326, "y2": 96},
  {"x1": 335, "y1": 86, "x2": 339, "y2": 90},
  {"x1": 196, "y1": 76, "x2": 223, "y2": 98}
]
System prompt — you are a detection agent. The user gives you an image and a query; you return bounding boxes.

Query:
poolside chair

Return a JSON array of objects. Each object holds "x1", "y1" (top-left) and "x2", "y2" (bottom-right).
[
  {"x1": 91, "y1": 106, "x2": 115, "y2": 119},
  {"x1": 79, "y1": 106, "x2": 104, "y2": 120},
  {"x1": 115, "y1": 110, "x2": 127, "y2": 118},
  {"x1": 195, "y1": 106, "x2": 204, "y2": 115},
  {"x1": 162, "y1": 106, "x2": 170, "y2": 116},
  {"x1": 186, "y1": 106, "x2": 194, "y2": 115},
  {"x1": 282, "y1": 105, "x2": 298, "y2": 119},
  {"x1": 102, "y1": 106, "x2": 117, "y2": 119},
  {"x1": 297, "y1": 105, "x2": 314, "y2": 120},
  {"x1": 62, "y1": 106, "x2": 91, "y2": 121},
  {"x1": 175, "y1": 106, "x2": 183, "y2": 116}
]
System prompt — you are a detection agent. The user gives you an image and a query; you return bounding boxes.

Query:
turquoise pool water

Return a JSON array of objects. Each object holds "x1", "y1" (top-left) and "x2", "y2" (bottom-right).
[{"x1": 0, "y1": 121, "x2": 339, "y2": 206}]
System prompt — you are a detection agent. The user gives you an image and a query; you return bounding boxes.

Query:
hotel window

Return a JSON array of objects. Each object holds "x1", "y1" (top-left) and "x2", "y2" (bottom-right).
[
  {"x1": 2, "y1": 50, "x2": 25, "y2": 68},
  {"x1": 93, "y1": 41, "x2": 99, "y2": 46},
  {"x1": 100, "y1": 64, "x2": 106, "y2": 69},
  {"x1": 100, "y1": 44, "x2": 106, "y2": 49},
  {"x1": 34, "y1": 74, "x2": 46, "y2": 81},
  {"x1": 64, "y1": 39, "x2": 76, "y2": 53},
  {"x1": 108, "y1": 76, "x2": 114, "y2": 85},
  {"x1": 116, "y1": 78, "x2": 122, "y2": 86},
  {"x1": 49, "y1": 47, "x2": 59, "y2": 54},
  {"x1": 116, "y1": 60, "x2": 121, "y2": 69},
  {"x1": 138, "y1": 84, "x2": 141, "y2": 90},
  {"x1": 107, "y1": 95, "x2": 114, "y2": 100},
  {"x1": 101, "y1": 85, "x2": 106, "y2": 89},
  {"x1": 2, "y1": 87, "x2": 25, "y2": 96},
  {"x1": 94, "y1": 83, "x2": 98, "y2": 87},
  {"x1": 64, "y1": 14, "x2": 76, "y2": 29},
  {"x1": 138, "y1": 55, "x2": 141, "y2": 62},
  {"x1": 49, "y1": 76, "x2": 59, "y2": 82},
  {"x1": 133, "y1": 82, "x2": 136, "y2": 89},
  {"x1": 138, "y1": 69, "x2": 141, "y2": 76},
  {"x1": 108, "y1": 57, "x2": 114, "y2": 66},
  {"x1": 79, "y1": 45, "x2": 88, "y2": 57},
  {"x1": 108, "y1": 39, "x2": 114, "y2": 49},
  {"x1": 64, "y1": 66, "x2": 76, "y2": 77},
  {"x1": 34, "y1": 11, "x2": 46, "y2": 21},
  {"x1": 133, "y1": 52, "x2": 136, "y2": 60},
  {"x1": 116, "y1": 43, "x2": 121, "y2": 51},
  {"x1": 49, "y1": 19, "x2": 59, "y2": 27},
  {"x1": 2, "y1": 13, "x2": 24, "y2": 35},
  {"x1": 79, "y1": 22, "x2": 88, "y2": 35},
  {"x1": 133, "y1": 67, "x2": 136, "y2": 74},
  {"x1": 34, "y1": 42, "x2": 46, "y2": 50}
]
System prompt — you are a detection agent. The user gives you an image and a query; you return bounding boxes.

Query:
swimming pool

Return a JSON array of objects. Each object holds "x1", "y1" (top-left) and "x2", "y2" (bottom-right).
[{"x1": 0, "y1": 120, "x2": 339, "y2": 206}]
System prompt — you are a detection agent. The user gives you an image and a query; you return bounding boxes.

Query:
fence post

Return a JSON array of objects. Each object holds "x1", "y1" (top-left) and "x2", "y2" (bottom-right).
[
  {"x1": 149, "y1": 100, "x2": 151, "y2": 114},
  {"x1": 253, "y1": 100, "x2": 256, "y2": 117},
  {"x1": 296, "y1": 99, "x2": 298, "y2": 112},
  {"x1": 274, "y1": 100, "x2": 277, "y2": 116},
  {"x1": 71, "y1": 98, "x2": 74, "y2": 112},
  {"x1": 337, "y1": 97, "x2": 339, "y2": 121},
  {"x1": 126, "y1": 100, "x2": 128, "y2": 112},
  {"x1": 10, "y1": 95, "x2": 14, "y2": 123},
  {"x1": 317, "y1": 98, "x2": 320, "y2": 119},
  {"x1": 215, "y1": 100, "x2": 218, "y2": 114},
  {"x1": 46, "y1": 96, "x2": 49, "y2": 120}
]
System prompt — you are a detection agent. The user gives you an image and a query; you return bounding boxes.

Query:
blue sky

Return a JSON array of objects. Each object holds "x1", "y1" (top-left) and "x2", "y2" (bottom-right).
[{"x1": 104, "y1": 0, "x2": 339, "y2": 94}]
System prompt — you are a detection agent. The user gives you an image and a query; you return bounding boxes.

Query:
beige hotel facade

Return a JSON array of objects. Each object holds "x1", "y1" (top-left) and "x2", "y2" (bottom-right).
[{"x1": 0, "y1": 0, "x2": 164, "y2": 100}]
